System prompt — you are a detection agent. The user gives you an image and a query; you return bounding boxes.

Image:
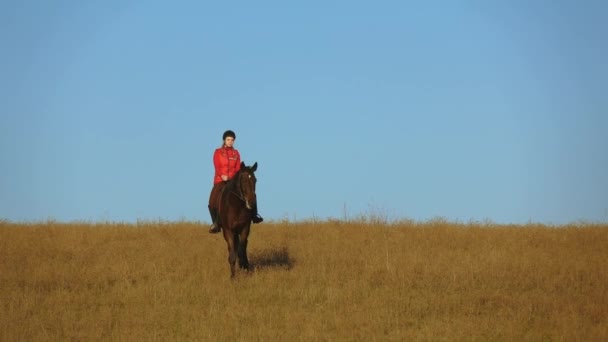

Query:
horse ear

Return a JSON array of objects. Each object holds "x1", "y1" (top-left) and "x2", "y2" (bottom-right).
[
  {"x1": 240, "y1": 161, "x2": 245, "y2": 169},
  {"x1": 251, "y1": 162, "x2": 258, "y2": 172}
]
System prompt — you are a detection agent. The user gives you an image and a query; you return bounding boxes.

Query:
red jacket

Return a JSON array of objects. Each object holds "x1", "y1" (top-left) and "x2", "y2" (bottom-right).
[{"x1": 213, "y1": 146, "x2": 241, "y2": 184}]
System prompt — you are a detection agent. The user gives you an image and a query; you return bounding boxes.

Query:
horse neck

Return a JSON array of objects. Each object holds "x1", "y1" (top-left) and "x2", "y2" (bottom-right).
[{"x1": 226, "y1": 171, "x2": 242, "y2": 194}]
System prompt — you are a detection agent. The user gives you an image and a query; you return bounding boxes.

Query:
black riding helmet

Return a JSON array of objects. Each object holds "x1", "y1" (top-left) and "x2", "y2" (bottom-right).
[{"x1": 222, "y1": 130, "x2": 236, "y2": 141}]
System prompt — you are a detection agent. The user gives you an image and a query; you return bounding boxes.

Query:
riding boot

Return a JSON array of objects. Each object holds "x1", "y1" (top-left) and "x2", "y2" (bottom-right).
[
  {"x1": 208, "y1": 206, "x2": 221, "y2": 233},
  {"x1": 252, "y1": 204, "x2": 264, "y2": 224}
]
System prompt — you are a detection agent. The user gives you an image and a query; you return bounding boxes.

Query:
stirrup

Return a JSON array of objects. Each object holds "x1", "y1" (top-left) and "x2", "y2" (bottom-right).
[{"x1": 252, "y1": 215, "x2": 263, "y2": 224}]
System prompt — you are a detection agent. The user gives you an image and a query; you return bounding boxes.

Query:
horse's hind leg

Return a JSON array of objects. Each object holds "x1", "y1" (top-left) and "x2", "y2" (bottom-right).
[{"x1": 237, "y1": 238, "x2": 249, "y2": 270}]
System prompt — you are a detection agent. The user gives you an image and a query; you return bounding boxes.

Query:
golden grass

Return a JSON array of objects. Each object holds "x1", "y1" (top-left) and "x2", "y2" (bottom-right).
[{"x1": 1, "y1": 219, "x2": 607, "y2": 341}]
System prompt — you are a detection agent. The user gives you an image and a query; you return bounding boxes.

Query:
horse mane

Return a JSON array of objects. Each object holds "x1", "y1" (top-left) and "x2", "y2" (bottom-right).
[{"x1": 224, "y1": 168, "x2": 243, "y2": 193}]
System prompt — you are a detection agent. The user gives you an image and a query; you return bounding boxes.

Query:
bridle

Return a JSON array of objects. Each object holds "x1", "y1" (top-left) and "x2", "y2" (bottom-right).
[{"x1": 224, "y1": 170, "x2": 254, "y2": 204}]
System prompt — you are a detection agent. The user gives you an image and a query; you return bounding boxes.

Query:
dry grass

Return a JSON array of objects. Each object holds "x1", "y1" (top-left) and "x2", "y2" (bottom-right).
[{"x1": 1, "y1": 219, "x2": 607, "y2": 341}]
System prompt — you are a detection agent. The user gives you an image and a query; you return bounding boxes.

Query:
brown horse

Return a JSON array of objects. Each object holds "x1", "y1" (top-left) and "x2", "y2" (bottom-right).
[{"x1": 216, "y1": 161, "x2": 258, "y2": 277}]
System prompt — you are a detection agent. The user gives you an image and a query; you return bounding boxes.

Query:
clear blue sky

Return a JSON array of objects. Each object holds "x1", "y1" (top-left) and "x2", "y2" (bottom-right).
[{"x1": 1, "y1": 1, "x2": 607, "y2": 224}]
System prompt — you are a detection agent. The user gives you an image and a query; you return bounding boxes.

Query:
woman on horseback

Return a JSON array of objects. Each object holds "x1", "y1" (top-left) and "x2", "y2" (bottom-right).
[{"x1": 208, "y1": 130, "x2": 263, "y2": 233}]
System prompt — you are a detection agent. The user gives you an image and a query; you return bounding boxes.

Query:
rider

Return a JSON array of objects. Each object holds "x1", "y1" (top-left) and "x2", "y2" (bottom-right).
[{"x1": 208, "y1": 130, "x2": 263, "y2": 233}]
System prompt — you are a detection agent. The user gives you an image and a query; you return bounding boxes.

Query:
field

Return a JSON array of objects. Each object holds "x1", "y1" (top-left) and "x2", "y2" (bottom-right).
[{"x1": 1, "y1": 219, "x2": 607, "y2": 340}]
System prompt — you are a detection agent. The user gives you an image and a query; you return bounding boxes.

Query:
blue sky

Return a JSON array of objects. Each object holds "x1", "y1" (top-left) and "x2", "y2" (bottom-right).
[{"x1": 1, "y1": 1, "x2": 607, "y2": 224}]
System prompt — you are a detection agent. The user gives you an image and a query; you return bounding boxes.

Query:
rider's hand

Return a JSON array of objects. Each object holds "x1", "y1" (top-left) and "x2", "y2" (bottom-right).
[{"x1": 221, "y1": 175, "x2": 228, "y2": 181}]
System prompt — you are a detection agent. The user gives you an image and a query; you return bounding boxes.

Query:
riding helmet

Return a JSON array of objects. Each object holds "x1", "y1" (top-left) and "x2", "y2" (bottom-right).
[{"x1": 222, "y1": 130, "x2": 236, "y2": 140}]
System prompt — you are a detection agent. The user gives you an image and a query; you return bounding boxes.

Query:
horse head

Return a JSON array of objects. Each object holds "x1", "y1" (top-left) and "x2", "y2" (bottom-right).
[{"x1": 237, "y1": 161, "x2": 258, "y2": 210}]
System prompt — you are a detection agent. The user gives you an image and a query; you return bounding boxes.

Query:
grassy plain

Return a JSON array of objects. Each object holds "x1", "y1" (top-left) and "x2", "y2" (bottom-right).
[{"x1": 1, "y1": 219, "x2": 607, "y2": 340}]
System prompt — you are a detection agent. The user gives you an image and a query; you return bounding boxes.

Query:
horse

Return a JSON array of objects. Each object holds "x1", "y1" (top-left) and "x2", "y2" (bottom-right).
[{"x1": 216, "y1": 161, "x2": 258, "y2": 277}]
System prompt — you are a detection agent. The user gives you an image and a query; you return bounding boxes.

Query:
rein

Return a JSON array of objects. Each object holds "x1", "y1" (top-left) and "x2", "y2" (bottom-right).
[
  {"x1": 223, "y1": 172, "x2": 248, "y2": 204},
  {"x1": 228, "y1": 189, "x2": 246, "y2": 203}
]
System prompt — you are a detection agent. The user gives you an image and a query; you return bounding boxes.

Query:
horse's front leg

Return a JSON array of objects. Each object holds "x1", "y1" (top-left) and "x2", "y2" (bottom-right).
[
  {"x1": 223, "y1": 229, "x2": 237, "y2": 278},
  {"x1": 238, "y1": 223, "x2": 251, "y2": 271}
]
